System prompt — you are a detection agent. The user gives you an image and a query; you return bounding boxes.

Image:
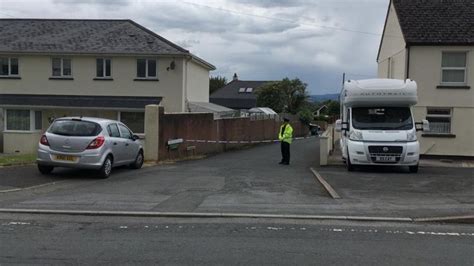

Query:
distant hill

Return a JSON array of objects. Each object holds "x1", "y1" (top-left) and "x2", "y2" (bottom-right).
[{"x1": 309, "y1": 93, "x2": 339, "y2": 102}]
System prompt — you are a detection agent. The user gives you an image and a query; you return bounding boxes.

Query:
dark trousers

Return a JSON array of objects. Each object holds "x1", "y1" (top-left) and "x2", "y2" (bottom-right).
[{"x1": 281, "y1": 142, "x2": 290, "y2": 163}]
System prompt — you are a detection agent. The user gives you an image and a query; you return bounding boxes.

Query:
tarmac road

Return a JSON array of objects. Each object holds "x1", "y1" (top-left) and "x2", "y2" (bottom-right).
[
  {"x1": 0, "y1": 138, "x2": 471, "y2": 219},
  {"x1": 0, "y1": 214, "x2": 473, "y2": 265}
]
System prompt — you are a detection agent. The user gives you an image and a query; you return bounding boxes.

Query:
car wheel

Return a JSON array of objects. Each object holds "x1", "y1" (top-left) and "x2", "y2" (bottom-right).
[
  {"x1": 130, "y1": 150, "x2": 144, "y2": 169},
  {"x1": 409, "y1": 164, "x2": 419, "y2": 173},
  {"x1": 346, "y1": 150, "x2": 354, "y2": 172},
  {"x1": 99, "y1": 156, "x2": 113, "y2": 179},
  {"x1": 38, "y1": 164, "x2": 54, "y2": 175}
]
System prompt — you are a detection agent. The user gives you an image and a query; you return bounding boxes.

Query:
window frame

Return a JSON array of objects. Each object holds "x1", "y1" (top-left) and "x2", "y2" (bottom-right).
[
  {"x1": 4, "y1": 109, "x2": 42, "y2": 132},
  {"x1": 0, "y1": 57, "x2": 20, "y2": 77},
  {"x1": 425, "y1": 107, "x2": 452, "y2": 135},
  {"x1": 136, "y1": 58, "x2": 158, "y2": 79},
  {"x1": 96, "y1": 58, "x2": 112, "y2": 78},
  {"x1": 440, "y1": 51, "x2": 468, "y2": 85},
  {"x1": 51, "y1": 57, "x2": 73, "y2": 78}
]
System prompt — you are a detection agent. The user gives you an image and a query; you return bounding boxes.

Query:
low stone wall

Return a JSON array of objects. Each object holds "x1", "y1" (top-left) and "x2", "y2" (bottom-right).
[{"x1": 3, "y1": 131, "x2": 42, "y2": 154}]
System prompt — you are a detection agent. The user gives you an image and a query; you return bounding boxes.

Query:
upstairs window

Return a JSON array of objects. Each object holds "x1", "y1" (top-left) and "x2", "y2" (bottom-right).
[
  {"x1": 426, "y1": 108, "x2": 452, "y2": 134},
  {"x1": 52, "y1": 58, "x2": 72, "y2": 77},
  {"x1": 441, "y1": 52, "x2": 467, "y2": 84},
  {"x1": 245, "y1": 87, "x2": 253, "y2": 93},
  {"x1": 137, "y1": 59, "x2": 157, "y2": 78},
  {"x1": 96, "y1": 58, "x2": 111, "y2": 78},
  {"x1": 0, "y1": 57, "x2": 19, "y2": 76},
  {"x1": 238, "y1": 87, "x2": 246, "y2": 93}
]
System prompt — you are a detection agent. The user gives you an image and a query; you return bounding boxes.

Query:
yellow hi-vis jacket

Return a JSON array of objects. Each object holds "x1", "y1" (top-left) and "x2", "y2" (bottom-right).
[{"x1": 278, "y1": 123, "x2": 293, "y2": 144}]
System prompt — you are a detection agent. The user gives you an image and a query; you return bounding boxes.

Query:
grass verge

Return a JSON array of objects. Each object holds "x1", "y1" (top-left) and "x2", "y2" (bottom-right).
[{"x1": 0, "y1": 154, "x2": 36, "y2": 166}]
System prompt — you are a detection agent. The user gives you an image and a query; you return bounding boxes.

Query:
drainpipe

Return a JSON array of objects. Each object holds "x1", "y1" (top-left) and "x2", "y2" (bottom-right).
[
  {"x1": 184, "y1": 55, "x2": 192, "y2": 112},
  {"x1": 406, "y1": 46, "x2": 410, "y2": 79}
]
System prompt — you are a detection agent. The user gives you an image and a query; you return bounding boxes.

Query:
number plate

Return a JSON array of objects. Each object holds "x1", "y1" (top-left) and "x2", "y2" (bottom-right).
[
  {"x1": 55, "y1": 155, "x2": 77, "y2": 162},
  {"x1": 376, "y1": 156, "x2": 396, "y2": 162}
]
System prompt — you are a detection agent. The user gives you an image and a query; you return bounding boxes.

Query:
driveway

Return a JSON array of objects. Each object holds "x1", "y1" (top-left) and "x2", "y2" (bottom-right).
[{"x1": 0, "y1": 137, "x2": 472, "y2": 219}]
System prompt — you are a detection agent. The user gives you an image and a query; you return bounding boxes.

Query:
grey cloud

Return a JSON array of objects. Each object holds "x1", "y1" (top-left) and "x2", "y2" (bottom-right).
[
  {"x1": 52, "y1": 0, "x2": 130, "y2": 6},
  {"x1": 230, "y1": 0, "x2": 313, "y2": 8},
  {"x1": 145, "y1": 2, "x2": 299, "y2": 35}
]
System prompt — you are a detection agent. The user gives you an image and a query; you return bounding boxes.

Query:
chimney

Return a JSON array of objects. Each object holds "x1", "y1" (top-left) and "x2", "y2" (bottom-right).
[{"x1": 233, "y1": 73, "x2": 238, "y2": 81}]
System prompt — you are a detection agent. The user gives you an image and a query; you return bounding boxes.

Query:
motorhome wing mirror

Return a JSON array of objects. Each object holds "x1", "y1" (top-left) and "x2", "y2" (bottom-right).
[
  {"x1": 342, "y1": 122, "x2": 349, "y2": 131},
  {"x1": 422, "y1": 119, "x2": 430, "y2": 132},
  {"x1": 335, "y1": 119, "x2": 342, "y2": 132},
  {"x1": 415, "y1": 120, "x2": 430, "y2": 132}
]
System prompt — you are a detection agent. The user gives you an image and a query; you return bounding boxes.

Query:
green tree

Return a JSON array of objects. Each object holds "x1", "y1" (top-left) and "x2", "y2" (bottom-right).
[
  {"x1": 209, "y1": 76, "x2": 227, "y2": 94},
  {"x1": 326, "y1": 100, "x2": 340, "y2": 116},
  {"x1": 255, "y1": 82, "x2": 285, "y2": 113},
  {"x1": 256, "y1": 78, "x2": 309, "y2": 114},
  {"x1": 279, "y1": 78, "x2": 309, "y2": 114}
]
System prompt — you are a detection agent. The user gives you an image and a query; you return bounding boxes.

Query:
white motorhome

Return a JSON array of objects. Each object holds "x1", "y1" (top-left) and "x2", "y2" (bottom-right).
[{"x1": 335, "y1": 79, "x2": 429, "y2": 173}]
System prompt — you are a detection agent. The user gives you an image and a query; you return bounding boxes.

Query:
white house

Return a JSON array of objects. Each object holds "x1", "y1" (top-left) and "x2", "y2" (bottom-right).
[
  {"x1": 377, "y1": 0, "x2": 473, "y2": 157},
  {"x1": 0, "y1": 19, "x2": 215, "y2": 153}
]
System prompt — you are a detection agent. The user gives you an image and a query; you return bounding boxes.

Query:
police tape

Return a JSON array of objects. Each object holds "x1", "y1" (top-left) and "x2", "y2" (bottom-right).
[{"x1": 183, "y1": 135, "x2": 316, "y2": 144}]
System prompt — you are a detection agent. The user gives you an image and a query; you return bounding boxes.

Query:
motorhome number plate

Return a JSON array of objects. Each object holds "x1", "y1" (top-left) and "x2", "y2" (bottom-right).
[{"x1": 376, "y1": 156, "x2": 396, "y2": 162}]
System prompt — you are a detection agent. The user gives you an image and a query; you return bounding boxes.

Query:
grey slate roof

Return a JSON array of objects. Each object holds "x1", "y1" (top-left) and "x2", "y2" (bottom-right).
[
  {"x1": 0, "y1": 19, "x2": 188, "y2": 55},
  {"x1": 0, "y1": 94, "x2": 161, "y2": 109},
  {"x1": 392, "y1": 0, "x2": 474, "y2": 45},
  {"x1": 209, "y1": 80, "x2": 274, "y2": 109}
]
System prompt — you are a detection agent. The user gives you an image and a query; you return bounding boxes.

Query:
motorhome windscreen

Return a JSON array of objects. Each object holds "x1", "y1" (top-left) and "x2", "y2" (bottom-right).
[{"x1": 352, "y1": 107, "x2": 413, "y2": 130}]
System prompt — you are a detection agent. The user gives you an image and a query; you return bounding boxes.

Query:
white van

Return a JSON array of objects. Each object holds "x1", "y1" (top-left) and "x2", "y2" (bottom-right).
[{"x1": 335, "y1": 79, "x2": 429, "y2": 173}]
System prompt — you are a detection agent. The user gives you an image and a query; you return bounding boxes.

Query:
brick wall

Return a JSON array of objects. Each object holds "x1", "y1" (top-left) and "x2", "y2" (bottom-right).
[{"x1": 158, "y1": 113, "x2": 308, "y2": 161}]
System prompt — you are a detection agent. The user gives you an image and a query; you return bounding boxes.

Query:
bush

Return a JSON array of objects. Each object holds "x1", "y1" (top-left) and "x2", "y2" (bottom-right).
[{"x1": 297, "y1": 108, "x2": 313, "y2": 125}]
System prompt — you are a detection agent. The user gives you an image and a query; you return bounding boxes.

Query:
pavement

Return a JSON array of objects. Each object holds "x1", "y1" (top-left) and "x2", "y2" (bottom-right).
[
  {"x1": 1, "y1": 214, "x2": 473, "y2": 265},
  {"x1": 0, "y1": 137, "x2": 472, "y2": 219}
]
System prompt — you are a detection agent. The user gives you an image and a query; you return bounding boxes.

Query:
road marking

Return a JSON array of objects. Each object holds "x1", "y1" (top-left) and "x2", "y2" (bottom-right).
[
  {"x1": 310, "y1": 167, "x2": 341, "y2": 199},
  {"x1": 0, "y1": 181, "x2": 66, "y2": 193}
]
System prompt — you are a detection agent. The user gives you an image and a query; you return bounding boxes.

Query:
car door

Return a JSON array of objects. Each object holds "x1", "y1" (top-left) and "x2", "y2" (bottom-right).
[
  {"x1": 106, "y1": 123, "x2": 127, "y2": 164},
  {"x1": 118, "y1": 123, "x2": 138, "y2": 162}
]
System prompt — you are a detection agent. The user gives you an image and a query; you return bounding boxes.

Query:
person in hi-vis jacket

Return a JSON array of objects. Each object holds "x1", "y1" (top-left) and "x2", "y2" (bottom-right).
[{"x1": 278, "y1": 117, "x2": 293, "y2": 165}]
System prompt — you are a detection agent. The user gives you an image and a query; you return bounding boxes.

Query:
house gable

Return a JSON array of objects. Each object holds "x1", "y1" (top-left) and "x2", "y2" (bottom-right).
[{"x1": 377, "y1": 1, "x2": 407, "y2": 79}]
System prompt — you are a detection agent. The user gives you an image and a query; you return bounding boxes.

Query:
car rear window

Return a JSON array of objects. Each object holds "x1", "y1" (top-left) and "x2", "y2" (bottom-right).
[{"x1": 48, "y1": 120, "x2": 102, "y2": 136}]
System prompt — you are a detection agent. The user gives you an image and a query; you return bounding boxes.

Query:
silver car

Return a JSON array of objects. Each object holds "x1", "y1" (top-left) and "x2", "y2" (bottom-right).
[{"x1": 37, "y1": 117, "x2": 144, "y2": 178}]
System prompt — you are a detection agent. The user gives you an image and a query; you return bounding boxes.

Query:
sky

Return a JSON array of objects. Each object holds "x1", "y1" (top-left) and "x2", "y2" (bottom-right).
[{"x1": 0, "y1": 0, "x2": 390, "y2": 95}]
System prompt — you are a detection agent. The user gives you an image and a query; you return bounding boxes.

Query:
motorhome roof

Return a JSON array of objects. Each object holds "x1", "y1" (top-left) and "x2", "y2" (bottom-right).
[{"x1": 342, "y1": 79, "x2": 418, "y2": 107}]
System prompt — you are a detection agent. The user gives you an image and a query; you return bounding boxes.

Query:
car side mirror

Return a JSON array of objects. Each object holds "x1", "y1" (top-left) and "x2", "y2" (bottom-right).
[{"x1": 132, "y1": 134, "x2": 140, "y2": 141}]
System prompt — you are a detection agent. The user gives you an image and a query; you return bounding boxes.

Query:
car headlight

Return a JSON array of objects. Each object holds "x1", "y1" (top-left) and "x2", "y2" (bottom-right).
[
  {"x1": 407, "y1": 131, "x2": 417, "y2": 141},
  {"x1": 349, "y1": 131, "x2": 363, "y2": 141}
]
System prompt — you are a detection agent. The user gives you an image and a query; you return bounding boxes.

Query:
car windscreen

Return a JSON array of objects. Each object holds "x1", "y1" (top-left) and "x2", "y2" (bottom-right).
[
  {"x1": 352, "y1": 107, "x2": 413, "y2": 130},
  {"x1": 48, "y1": 120, "x2": 102, "y2": 136}
]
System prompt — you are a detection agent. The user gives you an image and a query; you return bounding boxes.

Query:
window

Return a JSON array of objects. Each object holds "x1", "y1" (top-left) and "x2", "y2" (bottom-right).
[
  {"x1": 426, "y1": 108, "x2": 451, "y2": 134},
  {"x1": 52, "y1": 58, "x2": 72, "y2": 77},
  {"x1": 136, "y1": 59, "x2": 157, "y2": 78},
  {"x1": 245, "y1": 87, "x2": 253, "y2": 93},
  {"x1": 352, "y1": 107, "x2": 413, "y2": 130},
  {"x1": 5, "y1": 109, "x2": 43, "y2": 131},
  {"x1": 118, "y1": 124, "x2": 132, "y2": 139},
  {"x1": 34, "y1": 111, "x2": 42, "y2": 130},
  {"x1": 107, "y1": 124, "x2": 121, "y2": 138},
  {"x1": 49, "y1": 120, "x2": 101, "y2": 136},
  {"x1": 120, "y1": 112, "x2": 144, "y2": 133},
  {"x1": 0, "y1": 57, "x2": 19, "y2": 76},
  {"x1": 96, "y1": 58, "x2": 112, "y2": 78},
  {"x1": 6, "y1": 110, "x2": 30, "y2": 131},
  {"x1": 238, "y1": 87, "x2": 246, "y2": 93},
  {"x1": 441, "y1": 52, "x2": 467, "y2": 84}
]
